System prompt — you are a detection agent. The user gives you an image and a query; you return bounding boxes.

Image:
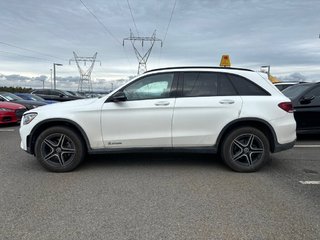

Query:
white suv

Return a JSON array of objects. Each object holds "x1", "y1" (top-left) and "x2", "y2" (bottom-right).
[{"x1": 20, "y1": 67, "x2": 296, "y2": 172}]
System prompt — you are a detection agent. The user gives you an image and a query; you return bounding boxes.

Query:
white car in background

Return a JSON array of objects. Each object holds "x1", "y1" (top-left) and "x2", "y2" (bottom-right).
[
  {"x1": 274, "y1": 82, "x2": 299, "y2": 91},
  {"x1": 20, "y1": 67, "x2": 296, "y2": 172}
]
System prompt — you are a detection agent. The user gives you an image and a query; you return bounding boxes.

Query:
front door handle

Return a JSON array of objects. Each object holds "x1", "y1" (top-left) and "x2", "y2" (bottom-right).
[
  {"x1": 219, "y1": 99, "x2": 235, "y2": 104},
  {"x1": 155, "y1": 101, "x2": 170, "y2": 106}
]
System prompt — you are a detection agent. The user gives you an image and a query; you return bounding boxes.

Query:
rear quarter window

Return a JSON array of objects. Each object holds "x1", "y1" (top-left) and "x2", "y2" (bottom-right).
[{"x1": 227, "y1": 74, "x2": 270, "y2": 96}]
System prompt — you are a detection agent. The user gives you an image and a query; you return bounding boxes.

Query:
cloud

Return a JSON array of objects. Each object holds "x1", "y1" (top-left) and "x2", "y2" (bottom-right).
[
  {"x1": 0, "y1": 72, "x2": 130, "y2": 91},
  {"x1": 0, "y1": 0, "x2": 320, "y2": 85},
  {"x1": 278, "y1": 72, "x2": 307, "y2": 82}
]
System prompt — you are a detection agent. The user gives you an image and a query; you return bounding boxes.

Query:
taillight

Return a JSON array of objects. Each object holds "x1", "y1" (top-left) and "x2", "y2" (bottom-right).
[{"x1": 278, "y1": 102, "x2": 293, "y2": 113}]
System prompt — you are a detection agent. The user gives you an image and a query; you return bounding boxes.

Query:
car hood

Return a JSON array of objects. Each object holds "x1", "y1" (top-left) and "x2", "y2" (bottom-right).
[
  {"x1": 0, "y1": 101, "x2": 26, "y2": 110},
  {"x1": 11, "y1": 100, "x2": 47, "y2": 106},
  {"x1": 29, "y1": 97, "x2": 100, "y2": 113}
]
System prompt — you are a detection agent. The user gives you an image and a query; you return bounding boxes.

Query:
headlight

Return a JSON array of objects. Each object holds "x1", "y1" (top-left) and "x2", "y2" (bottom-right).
[
  {"x1": 23, "y1": 113, "x2": 38, "y2": 125},
  {"x1": 0, "y1": 108, "x2": 14, "y2": 112}
]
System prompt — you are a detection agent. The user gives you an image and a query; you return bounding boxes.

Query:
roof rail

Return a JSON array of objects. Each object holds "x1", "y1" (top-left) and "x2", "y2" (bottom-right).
[{"x1": 145, "y1": 66, "x2": 254, "y2": 73}]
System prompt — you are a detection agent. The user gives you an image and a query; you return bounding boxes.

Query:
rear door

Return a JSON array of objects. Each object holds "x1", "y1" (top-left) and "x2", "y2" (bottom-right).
[
  {"x1": 172, "y1": 72, "x2": 242, "y2": 147},
  {"x1": 294, "y1": 86, "x2": 320, "y2": 130}
]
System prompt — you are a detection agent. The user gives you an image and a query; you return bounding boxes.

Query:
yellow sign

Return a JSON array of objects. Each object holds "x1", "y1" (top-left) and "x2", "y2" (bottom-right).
[{"x1": 220, "y1": 55, "x2": 231, "y2": 67}]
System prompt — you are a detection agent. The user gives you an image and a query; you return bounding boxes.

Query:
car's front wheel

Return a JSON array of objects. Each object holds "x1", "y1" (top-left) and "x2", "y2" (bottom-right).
[
  {"x1": 35, "y1": 126, "x2": 85, "y2": 172},
  {"x1": 220, "y1": 127, "x2": 270, "y2": 172}
]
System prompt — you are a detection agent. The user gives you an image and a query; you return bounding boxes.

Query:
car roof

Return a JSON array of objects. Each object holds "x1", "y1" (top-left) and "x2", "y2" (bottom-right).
[{"x1": 145, "y1": 66, "x2": 254, "y2": 73}]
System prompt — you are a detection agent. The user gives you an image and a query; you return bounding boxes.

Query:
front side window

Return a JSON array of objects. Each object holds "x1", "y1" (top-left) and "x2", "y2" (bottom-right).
[
  {"x1": 123, "y1": 73, "x2": 174, "y2": 101},
  {"x1": 304, "y1": 86, "x2": 320, "y2": 98},
  {"x1": 282, "y1": 84, "x2": 312, "y2": 99},
  {"x1": 304, "y1": 86, "x2": 320, "y2": 105}
]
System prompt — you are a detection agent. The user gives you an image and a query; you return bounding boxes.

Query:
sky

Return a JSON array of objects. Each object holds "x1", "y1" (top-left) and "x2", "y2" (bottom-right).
[{"x1": 0, "y1": 0, "x2": 320, "y2": 91}]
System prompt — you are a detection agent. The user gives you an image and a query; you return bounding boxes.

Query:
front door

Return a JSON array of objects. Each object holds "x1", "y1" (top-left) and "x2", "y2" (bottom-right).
[
  {"x1": 101, "y1": 73, "x2": 177, "y2": 148},
  {"x1": 294, "y1": 86, "x2": 320, "y2": 130}
]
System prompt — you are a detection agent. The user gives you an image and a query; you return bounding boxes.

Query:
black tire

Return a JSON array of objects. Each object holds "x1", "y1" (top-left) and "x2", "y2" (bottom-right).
[
  {"x1": 220, "y1": 127, "x2": 270, "y2": 172},
  {"x1": 35, "y1": 126, "x2": 85, "y2": 172}
]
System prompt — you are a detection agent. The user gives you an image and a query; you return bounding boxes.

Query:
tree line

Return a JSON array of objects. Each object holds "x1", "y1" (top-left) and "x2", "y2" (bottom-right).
[{"x1": 0, "y1": 86, "x2": 32, "y2": 93}]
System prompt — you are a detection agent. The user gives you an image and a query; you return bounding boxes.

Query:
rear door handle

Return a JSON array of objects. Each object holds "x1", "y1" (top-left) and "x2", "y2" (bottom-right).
[
  {"x1": 219, "y1": 99, "x2": 235, "y2": 104},
  {"x1": 155, "y1": 101, "x2": 170, "y2": 106}
]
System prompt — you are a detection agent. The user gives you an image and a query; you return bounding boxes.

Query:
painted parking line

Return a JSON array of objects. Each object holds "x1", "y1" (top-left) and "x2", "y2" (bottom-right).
[
  {"x1": 299, "y1": 181, "x2": 320, "y2": 185},
  {"x1": 294, "y1": 145, "x2": 320, "y2": 148},
  {"x1": 0, "y1": 129, "x2": 15, "y2": 132}
]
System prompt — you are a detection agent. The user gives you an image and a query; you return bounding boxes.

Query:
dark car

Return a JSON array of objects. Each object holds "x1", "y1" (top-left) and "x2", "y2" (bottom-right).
[
  {"x1": 282, "y1": 82, "x2": 320, "y2": 133},
  {"x1": 0, "y1": 92, "x2": 47, "y2": 110},
  {"x1": 274, "y1": 82, "x2": 297, "y2": 91},
  {"x1": 14, "y1": 93, "x2": 57, "y2": 104},
  {"x1": 31, "y1": 89, "x2": 84, "y2": 102}
]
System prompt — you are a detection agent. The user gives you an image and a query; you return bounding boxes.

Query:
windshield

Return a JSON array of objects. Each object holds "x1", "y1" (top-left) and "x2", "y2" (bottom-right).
[
  {"x1": 0, "y1": 92, "x2": 24, "y2": 101},
  {"x1": 60, "y1": 90, "x2": 74, "y2": 96},
  {"x1": 282, "y1": 84, "x2": 312, "y2": 99},
  {"x1": 29, "y1": 94, "x2": 45, "y2": 101}
]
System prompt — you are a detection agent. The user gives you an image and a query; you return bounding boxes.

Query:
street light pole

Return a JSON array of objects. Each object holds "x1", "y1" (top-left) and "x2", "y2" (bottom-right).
[
  {"x1": 50, "y1": 68, "x2": 52, "y2": 89},
  {"x1": 53, "y1": 63, "x2": 63, "y2": 90}
]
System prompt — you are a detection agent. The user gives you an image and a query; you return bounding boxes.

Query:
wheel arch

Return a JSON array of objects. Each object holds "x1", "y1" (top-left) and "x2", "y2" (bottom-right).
[
  {"x1": 216, "y1": 118, "x2": 278, "y2": 153},
  {"x1": 28, "y1": 118, "x2": 91, "y2": 155}
]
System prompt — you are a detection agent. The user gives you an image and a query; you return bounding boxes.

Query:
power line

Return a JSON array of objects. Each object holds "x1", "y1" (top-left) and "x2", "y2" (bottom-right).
[
  {"x1": 0, "y1": 41, "x2": 65, "y2": 61},
  {"x1": 79, "y1": 0, "x2": 122, "y2": 45},
  {"x1": 126, "y1": 0, "x2": 139, "y2": 37},
  {"x1": 163, "y1": 0, "x2": 177, "y2": 45},
  {"x1": 0, "y1": 50, "x2": 52, "y2": 61}
]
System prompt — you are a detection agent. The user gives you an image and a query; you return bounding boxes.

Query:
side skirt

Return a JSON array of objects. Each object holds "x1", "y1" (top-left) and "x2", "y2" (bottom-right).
[{"x1": 88, "y1": 146, "x2": 218, "y2": 155}]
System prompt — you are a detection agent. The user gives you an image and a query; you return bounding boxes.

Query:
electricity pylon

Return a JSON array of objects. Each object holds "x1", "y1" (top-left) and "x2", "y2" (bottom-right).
[
  {"x1": 69, "y1": 52, "x2": 101, "y2": 92},
  {"x1": 123, "y1": 30, "x2": 163, "y2": 74}
]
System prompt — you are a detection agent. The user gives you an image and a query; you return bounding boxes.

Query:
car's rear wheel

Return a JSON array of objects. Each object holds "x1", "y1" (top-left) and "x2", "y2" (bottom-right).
[
  {"x1": 35, "y1": 126, "x2": 85, "y2": 172},
  {"x1": 221, "y1": 127, "x2": 270, "y2": 172}
]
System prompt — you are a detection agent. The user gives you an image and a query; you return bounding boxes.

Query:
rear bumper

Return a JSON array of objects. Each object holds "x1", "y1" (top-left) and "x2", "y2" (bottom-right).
[{"x1": 273, "y1": 140, "x2": 295, "y2": 153}]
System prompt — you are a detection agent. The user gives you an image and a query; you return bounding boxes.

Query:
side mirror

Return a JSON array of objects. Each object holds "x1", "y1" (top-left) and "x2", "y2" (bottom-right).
[
  {"x1": 59, "y1": 94, "x2": 64, "y2": 98},
  {"x1": 300, "y1": 96, "x2": 315, "y2": 104},
  {"x1": 110, "y1": 91, "x2": 127, "y2": 102}
]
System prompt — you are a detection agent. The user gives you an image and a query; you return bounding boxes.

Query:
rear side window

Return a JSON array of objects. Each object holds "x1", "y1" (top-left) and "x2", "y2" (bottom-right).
[
  {"x1": 34, "y1": 90, "x2": 43, "y2": 94},
  {"x1": 218, "y1": 73, "x2": 238, "y2": 96},
  {"x1": 227, "y1": 74, "x2": 270, "y2": 96},
  {"x1": 182, "y1": 72, "x2": 238, "y2": 97},
  {"x1": 35, "y1": 89, "x2": 50, "y2": 95},
  {"x1": 182, "y1": 72, "x2": 218, "y2": 97}
]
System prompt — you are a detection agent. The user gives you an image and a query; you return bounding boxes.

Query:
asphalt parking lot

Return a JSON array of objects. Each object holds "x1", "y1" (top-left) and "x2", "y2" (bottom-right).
[{"x1": 0, "y1": 125, "x2": 319, "y2": 240}]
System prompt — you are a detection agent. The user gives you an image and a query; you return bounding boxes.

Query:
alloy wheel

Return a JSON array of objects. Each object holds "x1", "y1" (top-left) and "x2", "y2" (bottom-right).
[
  {"x1": 230, "y1": 134, "x2": 264, "y2": 167},
  {"x1": 40, "y1": 133, "x2": 76, "y2": 167}
]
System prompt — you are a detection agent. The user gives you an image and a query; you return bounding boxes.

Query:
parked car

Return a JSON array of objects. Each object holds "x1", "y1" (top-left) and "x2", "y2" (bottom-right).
[
  {"x1": 31, "y1": 89, "x2": 84, "y2": 102},
  {"x1": 282, "y1": 82, "x2": 320, "y2": 133},
  {"x1": 0, "y1": 101, "x2": 26, "y2": 124},
  {"x1": 20, "y1": 67, "x2": 296, "y2": 172},
  {"x1": 66, "y1": 90, "x2": 85, "y2": 98},
  {"x1": 0, "y1": 92, "x2": 47, "y2": 110},
  {"x1": 14, "y1": 93, "x2": 57, "y2": 104},
  {"x1": 274, "y1": 82, "x2": 298, "y2": 91}
]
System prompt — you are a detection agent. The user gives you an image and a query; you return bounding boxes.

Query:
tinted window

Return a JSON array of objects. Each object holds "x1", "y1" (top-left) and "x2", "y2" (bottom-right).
[
  {"x1": 34, "y1": 89, "x2": 50, "y2": 95},
  {"x1": 305, "y1": 86, "x2": 320, "y2": 98},
  {"x1": 304, "y1": 86, "x2": 320, "y2": 105},
  {"x1": 182, "y1": 72, "x2": 237, "y2": 97},
  {"x1": 282, "y1": 84, "x2": 312, "y2": 99},
  {"x1": 228, "y1": 74, "x2": 269, "y2": 96},
  {"x1": 182, "y1": 72, "x2": 218, "y2": 97},
  {"x1": 123, "y1": 73, "x2": 174, "y2": 101},
  {"x1": 218, "y1": 73, "x2": 237, "y2": 96}
]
